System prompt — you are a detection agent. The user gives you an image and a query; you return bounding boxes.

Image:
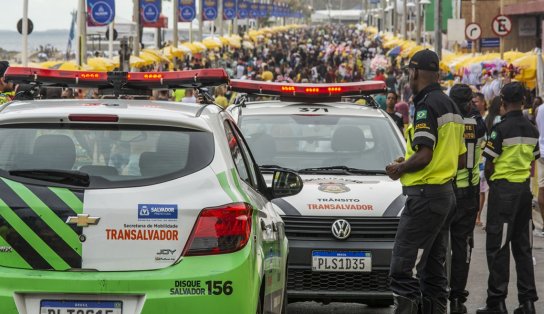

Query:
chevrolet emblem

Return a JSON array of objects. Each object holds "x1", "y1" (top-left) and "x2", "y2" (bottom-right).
[{"x1": 66, "y1": 214, "x2": 101, "y2": 227}]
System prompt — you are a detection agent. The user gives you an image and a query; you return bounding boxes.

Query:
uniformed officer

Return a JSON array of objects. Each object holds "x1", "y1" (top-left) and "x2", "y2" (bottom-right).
[
  {"x1": 0, "y1": 61, "x2": 14, "y2": 105},
  {"x1": 385, "y1": 49, "x2": 466, "y2": 314},
  {"x1": 448, "y1": 84, "x2": 487, "y2": 314},
  {"x1": 477, "y1": 82, "x2": 539, "y2": 314}
]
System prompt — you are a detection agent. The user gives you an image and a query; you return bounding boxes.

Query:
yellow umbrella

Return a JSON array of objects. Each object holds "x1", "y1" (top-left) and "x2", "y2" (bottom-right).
[
  {"x1": 181, "y1": 42, "x2": 199, "y2": 54},
  {"x1": 142, "y1": 49, "x2": 171, "y2": 63},
  {"x1": 40, "y1": 60, "x2": 91, "y2": 71},
  {"x1": 192, "y1": 41, "x2": 207, "y2": 52},
  {"x1": 87, "y1": 57, "x2": 117, "y2": 72},
  {"x1": 242, "y1": 40, "x2": 254, "y2": 49},
  {"x1": 112, "y1": 55, "x2": 152, "y2": 68},
  {"x1": 512, "y1": 52, "x2": 539, "y2": 89},
  {"x1": 202, "y1": 37, "x2": 223, "y2": 49},
  {"x1": 161, "y1": 46, "x2": 184, "y2": 59}
]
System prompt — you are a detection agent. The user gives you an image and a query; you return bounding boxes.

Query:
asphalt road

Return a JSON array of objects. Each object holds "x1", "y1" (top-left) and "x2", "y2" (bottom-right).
[{"x1": 288, "y1": 207, "x2": 544, "y2": 313}]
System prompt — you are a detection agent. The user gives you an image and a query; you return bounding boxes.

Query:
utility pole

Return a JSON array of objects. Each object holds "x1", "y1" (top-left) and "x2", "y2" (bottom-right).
[
  {"x1": 415, "y1": 0, "x2": 421, "y2": 44},
  {"x1": 471, "y1": 0, "x2": 476, "y2": 55},
  {"x1": 380, "y1": 0, "x2": 386, "y2": 32},
  {"x1": 76, "y1": 0, "x2": 87, "y2": 66},
  {"x1": 218, "y1": 0, "x2": 224, "y2": 36},
  {"x1": 402, "y1": 0, "x2": 407, "y2": 38},
  {"x1": 499, "y1": 0, "x2": 504, "y2": 59},
  {"x1": 132, "y1": 0, "x2": 140, "y2": 56},
  {"x1": 22, "y1": 0, "x2": 29, "y2": 66},
  {"x1": 434, "y1": 0, "x2": 442, "y2": 58},
  {"x1": 393, "y1": 0, "x2": 398, "y2": 35},
  {"x1": 198, "y1": 0, "x2": 203, "y2": 41},
  {"x1": 173, "y1": 0, "x2": 179, "y2": 47}
]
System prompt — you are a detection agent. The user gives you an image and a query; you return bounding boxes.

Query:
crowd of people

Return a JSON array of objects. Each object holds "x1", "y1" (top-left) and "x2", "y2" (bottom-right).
[{"x1": 1, "y1": 23, "x2": 543, "y2": 313}]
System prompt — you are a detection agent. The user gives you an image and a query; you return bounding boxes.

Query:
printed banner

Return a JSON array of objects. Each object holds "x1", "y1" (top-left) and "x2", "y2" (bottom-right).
[
  {"x1": 237, "y1": 1, "x2": 249, "y2": 19},
  {"x1": 249, "y1": 2, "x2": 259, "y2": 19},
  {"x1": 258, "y1": 3, "x2": 267, "y2": 17},
  {"x1": 87, "y1": 0, "x2": 115, "y2": 27},
  {"x1": 223, "y1": 0, "x2": 236, "y2": 20},
  {"x1": 179, "y1": 0, "x2": 196, "y2": 22},
  {"x1": 202, "y1": 0, "x2": 218, "y2": 21},
  {"x1": 141, "y1": 0, "x2": 161, "y2": 26}
]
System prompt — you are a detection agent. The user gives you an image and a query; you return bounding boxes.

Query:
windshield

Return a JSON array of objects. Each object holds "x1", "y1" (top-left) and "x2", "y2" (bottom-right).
[
  {"x1": 0, "y1": 124, "x2": 214, "y2": 188},
  {"x1": 239, "y1": 114, "x2": 403, "y2": 172}
]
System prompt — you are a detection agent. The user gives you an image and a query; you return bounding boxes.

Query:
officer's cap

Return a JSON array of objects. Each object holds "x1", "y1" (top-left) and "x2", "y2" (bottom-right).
[
  {"x1": 408, "y1": 49, "x2": 439, "y2": 72},
  {"x1": 500, "y1": 82, "x2": 525, "y2": 103},
  {"x1": 0, "y1": 61, "x2": 9, "y2": 77},
  {"x1": 449, "y1": 84, "x2": 473, "y2": 106}
]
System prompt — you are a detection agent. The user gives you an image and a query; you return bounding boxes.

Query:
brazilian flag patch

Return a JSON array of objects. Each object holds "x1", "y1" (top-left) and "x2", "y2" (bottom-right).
[
  {"x1": 490, "y1": 131, "x2": 497, "y2": 140},
  {"x1": 415, "y1": 110, "x2": 428, "y2": 120}
]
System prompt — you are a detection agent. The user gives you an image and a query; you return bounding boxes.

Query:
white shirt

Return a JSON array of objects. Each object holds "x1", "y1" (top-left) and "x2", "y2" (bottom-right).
[
  {"x1": 536, "y1": 106, "x2": 544, "y2": 157},
  {"x1": 181, "y1": 96, "x2": 196, "y2": 103}
]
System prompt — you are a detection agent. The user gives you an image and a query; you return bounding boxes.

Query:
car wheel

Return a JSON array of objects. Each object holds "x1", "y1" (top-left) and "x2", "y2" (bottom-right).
[{"x1": 366, "y1": 300, "x2": 393, "y2": 308}]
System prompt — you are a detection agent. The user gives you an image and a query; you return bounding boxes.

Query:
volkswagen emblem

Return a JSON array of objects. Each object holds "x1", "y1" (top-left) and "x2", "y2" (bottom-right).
[{"x1": 331, "y1": 219, "x2": 351, "y2": 240}]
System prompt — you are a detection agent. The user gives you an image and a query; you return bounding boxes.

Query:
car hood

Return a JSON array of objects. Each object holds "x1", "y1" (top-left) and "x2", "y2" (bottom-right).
[{"x1": 270, "y1": 174, "x2": 405, "y2": 217}]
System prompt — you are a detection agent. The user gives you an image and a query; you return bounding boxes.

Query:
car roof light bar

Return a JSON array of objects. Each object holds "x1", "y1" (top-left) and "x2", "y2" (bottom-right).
[
  {"x1": 229, "y1": 80, "x2": 387, "y2": 99},
  {"x1": 5, "y1": 67, "x2": 229, "y2": 98}
]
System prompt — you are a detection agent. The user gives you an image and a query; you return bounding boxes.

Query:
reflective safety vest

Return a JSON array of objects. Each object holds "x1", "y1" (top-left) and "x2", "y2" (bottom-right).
[
  {"x1": 455, "y1": 116, "x2": 485, "y2": 188},
  {"x1": 401, "y1": 86, "x2": 466, "y2": 186}
]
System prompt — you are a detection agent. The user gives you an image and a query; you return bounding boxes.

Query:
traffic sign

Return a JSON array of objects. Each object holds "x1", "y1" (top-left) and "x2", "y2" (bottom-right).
[
  {"x1": 90, "y1": 0, "x2": 115, "y2": 25},
  {"x1": 465, "y1": 23, "x2": 481, "y2": 41},
  {"x1": 492, "y1": 15, "x2": 512, "y2": 37},
  {"x1": 142, "y1": 3, "x2": 160, "y2": 23},
  {"x1": 17, "y1": 18, "x2": 33, "y2": 35}
]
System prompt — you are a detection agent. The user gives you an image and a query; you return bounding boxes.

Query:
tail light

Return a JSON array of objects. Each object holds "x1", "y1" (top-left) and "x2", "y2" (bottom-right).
[{"x1": 183, "y1": 203, "x2": 253, "y2": 256}]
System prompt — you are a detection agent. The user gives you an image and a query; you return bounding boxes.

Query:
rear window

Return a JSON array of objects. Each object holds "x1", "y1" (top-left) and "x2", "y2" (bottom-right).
[{"x1": 0, "y1": 124, "x2": 214, "y2": 188}]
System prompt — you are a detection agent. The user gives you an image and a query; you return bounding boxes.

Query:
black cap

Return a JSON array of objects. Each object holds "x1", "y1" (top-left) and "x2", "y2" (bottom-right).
[
  {"x1": 500, "y1": 82, "x2": 525, "y2": 103},
  {"x1": 408, "y1": 49, "x2": 439, "y2": 72},
  {"x1": 449, "y1": 84, "x2": 473, "y2": 106},
  {"x1": 0, "y1": 61, "x2": 9, "y2": 77}
]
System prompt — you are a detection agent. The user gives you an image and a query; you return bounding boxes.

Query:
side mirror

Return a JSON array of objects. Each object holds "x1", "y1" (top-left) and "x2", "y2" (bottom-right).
[{"x1": 271, "y1": 170, "x2": 303, "y2": 198}]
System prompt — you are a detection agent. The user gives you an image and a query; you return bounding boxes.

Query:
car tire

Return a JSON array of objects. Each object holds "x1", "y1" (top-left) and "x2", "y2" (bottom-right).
[{"x1": 366, "y1": 300, "x2": 393, "y2": 308}]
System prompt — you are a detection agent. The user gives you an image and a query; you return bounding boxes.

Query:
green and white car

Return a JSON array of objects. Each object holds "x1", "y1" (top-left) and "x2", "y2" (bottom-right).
[{"x1": 0, "y1": 67, "x2": 302, "y2": 314}]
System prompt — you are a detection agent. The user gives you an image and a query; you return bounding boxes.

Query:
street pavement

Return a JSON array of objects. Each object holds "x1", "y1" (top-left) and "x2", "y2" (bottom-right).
[{"x1": 288, "y1": 207, "x2": 544, "y2": 313}]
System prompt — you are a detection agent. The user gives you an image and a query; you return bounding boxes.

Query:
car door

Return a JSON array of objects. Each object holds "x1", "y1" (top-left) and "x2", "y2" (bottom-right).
[{"x1": 223, "y1": 119, "x2": 284, "y2": 314}]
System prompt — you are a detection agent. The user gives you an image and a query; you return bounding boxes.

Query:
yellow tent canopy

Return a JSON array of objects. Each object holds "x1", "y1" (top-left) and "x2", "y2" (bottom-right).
[{"x1": 202, "y1": 37, "x2": 223, "y2": 49}]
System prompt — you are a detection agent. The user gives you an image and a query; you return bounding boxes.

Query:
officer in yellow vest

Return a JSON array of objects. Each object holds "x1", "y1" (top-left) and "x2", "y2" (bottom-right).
[
  {"x1": 386, "y1": 49, "x2": 466, "y2": 314},
  {"x1": 477, "y1": 82, "x2": 539, "y2": 314},
  {"x1": 0, "y1": 61, "x2": 14, "y2": 105},
  {"x1": 448, "y1": 84, "x2": 487, "y2": 314}
]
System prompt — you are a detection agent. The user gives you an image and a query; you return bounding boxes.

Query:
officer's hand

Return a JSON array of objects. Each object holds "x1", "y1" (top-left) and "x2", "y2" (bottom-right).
[
  {"x1": 394, "y1": 156, "x2": 405, "y2": 163},
  {"x1": 386, "y1": 163, "x2": 402, "y2": 180}
]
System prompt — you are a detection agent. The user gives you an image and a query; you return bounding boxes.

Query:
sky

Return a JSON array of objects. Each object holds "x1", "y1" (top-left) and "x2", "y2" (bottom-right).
[{"x1": 1, "y1": 0, "x2": 176, "y2": 31}]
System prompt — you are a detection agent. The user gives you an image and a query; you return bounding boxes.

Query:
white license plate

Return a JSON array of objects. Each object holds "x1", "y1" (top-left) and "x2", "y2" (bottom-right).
[
  {"x1": 312, "y1": 251, "x2": 371, "y2": 272},
  {"x1": 40, "y1": 300, "x2": 122, "y2": 314}
]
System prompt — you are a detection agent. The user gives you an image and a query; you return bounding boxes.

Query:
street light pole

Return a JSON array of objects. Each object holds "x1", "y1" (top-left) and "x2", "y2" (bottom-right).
[
  {"x1": 133, "y1": 0, "x2": 140, "y2": 56},
  {"x1": 402, "y1": 0, "x2": 407, "y2": 38},
  {"x1": 434, "y1": 0, "x2": 442, "y2": 58},
  {"x1": 76, "y1": 0, "x2": 87, "y2": 66},
  {"x1": 22, "y1": 0, "x2": 29, "y2": 66},
  {"x1": 471, "y1": 0, "x2": 476, "y2": 55},
  {"x1": 415, "y1": 0, "x2": 421, "y2": 44},
  {"x1": 173, "y1": 0, "x2": 179, "y2": 47}
]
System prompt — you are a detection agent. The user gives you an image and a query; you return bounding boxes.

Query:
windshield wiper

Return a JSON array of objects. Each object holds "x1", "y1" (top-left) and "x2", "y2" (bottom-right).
[
  {"x1": 298, "y1": 166, "x2": 386, "y2": 175},
  {"x1": 9, "y1": 169, "x2": 90, "y2": 187},
  {"x1": 258, "y1": 165, "x2": 295, "y2": 173}
]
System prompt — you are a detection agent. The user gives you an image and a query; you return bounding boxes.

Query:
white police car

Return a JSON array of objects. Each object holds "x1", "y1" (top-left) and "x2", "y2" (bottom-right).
[
  {"x1": 0, "y1": 67, "x2": 302, "y2": 314},
  {"x1": 228, "y1": 80, "x2": 406, "y2": 306}
]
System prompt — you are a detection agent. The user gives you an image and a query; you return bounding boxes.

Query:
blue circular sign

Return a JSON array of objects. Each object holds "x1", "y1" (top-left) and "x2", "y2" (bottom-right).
[
  {"x1": 238, "y1": 10, "x2": 248, "y2": 19},
  {"x1": 204, "y1": 7, "x2": 218, "y2": 20},
  {"x1": 180, "y1": 7, "x2": 196, "y2": 21},
  {"x1": 91, "y1": 1, "x2": 114, "y2": 25},
  {"x1": 224, "y1": 8, "x2": 235, "y2": 20},
  {"x1": 142, "y1": 4, "x2": 160, "y2": 23}
]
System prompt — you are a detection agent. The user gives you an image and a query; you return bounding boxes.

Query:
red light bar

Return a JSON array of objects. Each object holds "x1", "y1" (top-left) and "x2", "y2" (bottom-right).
[
  {"x1": 229, "y1": 80, "x2": 386, "y2": 98},
  {"x1": 69, "y1": 114, "x2": 119, "y2": 122},
  {"x1": 5, "y1": 67, "x2": 108, "y2": 87},
  {"x1": 4, "y1": 67, "x2": 229, "y2": 91},
  {"x1": 126, "y1": 69, "x2": 229, "y2": 88}
]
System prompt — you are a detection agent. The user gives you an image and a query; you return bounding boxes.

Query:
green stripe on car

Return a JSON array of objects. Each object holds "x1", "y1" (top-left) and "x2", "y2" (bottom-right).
[
  {"x1": 1, "y1": 178, "x2": 81, "y2": 255},
  {"x1": 217, "y1": 171, "x2": 238, "y2": 202},
  {"x1": 230, "y1": 169, "x2": 251, "y2": 204},
  {"x1": 49, "y1": 187, "x2": 84, "y2": 214},
  {"x1": 0, "y1": 198, "x2": 70, "y2": 270},
  {"x1": 0, "y1": 233, "x2": 31, "y2": 268}
]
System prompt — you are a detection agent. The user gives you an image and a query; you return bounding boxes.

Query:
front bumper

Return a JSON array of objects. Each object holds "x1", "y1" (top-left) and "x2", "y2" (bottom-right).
[
  {"x1": 0, "y1": 246, "x2": 260, "y2": 314},
  {"x1": 287, "y1": 239, "x2": 394, "y2": 303}
]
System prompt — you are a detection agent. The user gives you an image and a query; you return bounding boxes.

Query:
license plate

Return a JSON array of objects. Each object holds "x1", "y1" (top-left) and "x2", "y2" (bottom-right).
[
  {"x1": 312, "y1": 251, "x2": 371, "y2": 272},
  {"x1": 40, "y1": 300, "x2": 122, "y2": 314}
]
